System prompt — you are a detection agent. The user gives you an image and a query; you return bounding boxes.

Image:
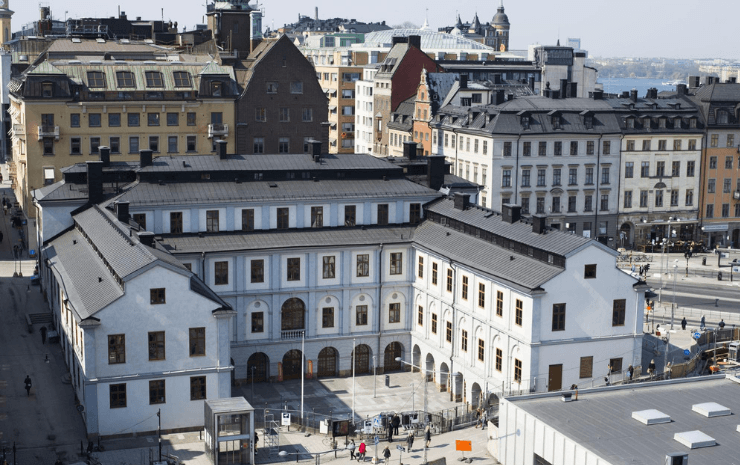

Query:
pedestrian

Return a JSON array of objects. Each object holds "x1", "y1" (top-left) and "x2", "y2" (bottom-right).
[
  {"x1": 631, "y1": 263, "x2": 635, "y2": 273},
  {"x1": 40, "y1": 326, "x2": 47, "y2": 344},
  {"x1": 357, "y1": 442, "x2": 366, "y2": 462},
  {"x1": 24, "y1": 375, "x2": 31, "y2": 396},
  {"x1": 424, "y1": 424, "x2": 431, "y2": 448},
  {"x1": 719, "y1": 319, "x2": 726, "y2": 330},
  {"x1": 254, "y1": 431, "x2": 258, "y2": 452},
  {"x1": 628, "y1": 364, "x2": 634, "y2": 381},
  {"x1": 700, "y1": 315, "x2": 706, "y2": 331},
  {"x1": 665, "y1": 362, "x2": 672, "y2": 380},
  {"x1": 348, "y1": 439, "x2": 355, "y2": 460},
  {"x1": 3, "y1": 203, "x2": 7, "y2": 216},
  {"x1": 391, "y1": 413, "x2": 400, "y2": 435},
  {"x1": 382, "y1": 446, "x2": 391, "y2": 463},
  {"x1": 475, "y1": 408, "x2": 482, "y2": 428},
  {"x1": 406, "y1": 432, "x2": 414, "y2": 452},
  {"x1": 681, "y1": 317, "x2": 687, "y2": 331},
  {"x1": 387, "y1": 422, "x2": 393, "y2": 443},
  {"x1": 648, "y1": 359, "x2": 656, "y2": 379}
]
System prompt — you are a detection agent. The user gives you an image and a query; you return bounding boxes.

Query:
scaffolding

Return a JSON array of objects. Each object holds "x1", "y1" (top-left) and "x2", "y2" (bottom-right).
[{"x1": 263, "y1": 411, "x2": 280, "y2": 456}]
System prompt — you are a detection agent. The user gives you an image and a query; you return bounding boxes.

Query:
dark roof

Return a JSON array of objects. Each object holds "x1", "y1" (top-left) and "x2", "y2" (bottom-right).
[
  {"x1": 387, "y1": 96, "x2": 416, "y2": 132},
  {"x1": 375, "y1": 42, "x2": 410, "y2": 78},
  {"x1": 115, "y1": 178, "x2": 437, "y2": 206},
  {"x1": 159, "y1": 226, "x2": 417, "y2": 254},
  {"x1": 34, "y1": 180, "x2": 89, "y2": 202},
  {"x1": 425, "y1": 72, "x2": 457, "y2": 114}
]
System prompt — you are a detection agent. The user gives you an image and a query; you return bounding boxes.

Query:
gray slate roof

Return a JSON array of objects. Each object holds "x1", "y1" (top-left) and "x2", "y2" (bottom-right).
[
  {"x1": 510, "y1": 376, "x2": 740, "y2": 465},
  {"x1": 159, "y1": 226, "x2": 417, "y2": 254},
  {"x1": 413, "y1": 221, "x2": 563, "y2": 291},
  {"x1": 117, "y1": 178, "x2": 436, "y2": 207},
  {"x1": 34, "y1": 181, "x2": 89, "y2": 202},
  {"x1": 425, "y1": 198, "x2": 592, "y2": 256},
  {"x1": 387, "y1": 96, "x2": 416, "y2": 132}
]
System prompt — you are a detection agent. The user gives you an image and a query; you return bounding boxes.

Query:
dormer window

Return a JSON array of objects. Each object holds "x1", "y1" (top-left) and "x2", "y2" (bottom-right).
[
  {"x1": 584, "y1": 115, "x2": 593, "y2": 129},
  {"x1": 521, "y1": 115, "x2": 530, "y2": 129},
  {"x1": 116, "y1": 71, "x2": 135, "y2": 88},
  {"x1": 689, "y1": 117, "x2": 697, "y2": 129},
  {"x1": 674, "y1": 117, "x2": 682, "y2": 128},
  {"x1": 145, "y1": 71, "x2": 164, "y2": 87},
  {"x1": 642, "y1": 117, "x2": 651, "y2": 129},
  {"x1": 625, "y1": 117, "x2": 635, "y2": 129},
  {"x1": 658, "y1": 117, "x2": 666, "y2": 128},
  {"x1": 173, "y1": 71, "x2": 191, "y2": 87},
  {"x1": 42, "y1": 82, "x2": 53, "y2": 98},
  {"x1": 717, "y1": 110, "x2": 729, "y2": 124},
  {"x1": 87, "y1": 71, "x2": 106, "y2": 88},
  {"x1": 551, "y1": 115, "x2": 560, "y2": 129},
  {"x1": 211, "y1": 81, "x2": 222, "y2": 97}
]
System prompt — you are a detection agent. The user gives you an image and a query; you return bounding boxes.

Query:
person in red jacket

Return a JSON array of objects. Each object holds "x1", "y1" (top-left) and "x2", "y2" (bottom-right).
[{"x1": 357, "y1": 442, "x2": 366, "y2": 462}]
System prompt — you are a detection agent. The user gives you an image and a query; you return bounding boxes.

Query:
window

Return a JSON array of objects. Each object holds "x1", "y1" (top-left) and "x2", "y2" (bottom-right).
[
  {"x1": 608, "y1": 358, "x2": 623, "y2": 374},
  {"x1": 446, "y1": 269, "x2": 453, "y2": 292},
  {"x1": 253, "y1": 137, "x2": 264, "y2": 154},
  {"x1": 537, "y1": 169, "x2": 546, "y2": 187},
  {"x1": 129, "y1": 136, "x2": 139, "y2": 154},
  {"x1": 730, "y1": 135, "x2": 736, "y2": 147},
  {"x1": 523, "y1": 142, "x2": 531, "y2": 156},
  {"x1": 554, "y1": 141, "x2": 562, "y2": 156},
  {"x1": 503, "y1": 141, "x2": 512, "y2": 156},
  {"x1": 322, "y1": 256, "x2": 335, "y2": 279},
  {"x1": 356, "y1": 305, "x2": 368, "y2": 325},
  {"x1": 725, "y1": 178, "x2": 732, "y2": 193},
  {"x1": 148, "y1": 113, "x2": 160, "y2": 126},
  {"x1": 706, "y1": 204, "x2": 714, "y2": 218},
  {"x1": 521, "y1": 169, "x2": 531, "y2": 187},
  {"x1": 290, "y1": 81, "x2": 303, "y2": 94},
  {"x1": 624, "y1": 191, "x2": 632, "y2": 209},
  {"x1": 687, "y1": 161, "x2": 695, "y2": 177},
  {"x1": 552, "y1": 303, "x2": 566, "y2": 331},
  {"x1": 322, "y1": 308, "x2": 334, "y2": 328},
  {"x1": 173, "y1": 71, "x2": 191, "y2": 87},
  {"x1": 278, "y1": 137, "x2": 290, "y2": 153},
  {"x1": 711, "y1": 134, "x2": 718, "y2": 147},
  {"x1": 70, "y1": 137, "x2": 81, "y2": 155},
  {"x1": 108, "y1": 335, "x2": 125, "y2": 364},
  {"x1": 641, "y1": 161, "x2": 650, "y2": 178},
  {"x1": 495, "y1": 348, "x2": 503, "y2": 371},
  {"x1": 461, "y1": 330, "x2": 468, "y2": 352},
  {"x1": 656, "y1": 161, "x2": 665, "y2": 177},
  {"x1": 390, "y1": 253, "x2": 403, "y2": 275},
  {"x1": 357, "y1": 254, "x2": 369, "y2": 277},
  {"x1": 89, "y1": 113, "x2": 101, "y2": 127},
  {"x1": 170, "y1": 212, "x2": 183, "y2": 234},
  {"x1": 502, "y1": 169, "x2": 512, "y2": 187},
  {"x1": 514, "y1": 359, "x2": 522, "y2": 383},
  {"x1": 722, "y1": 203, "x2": 730, "y2": 218},
  {"x1": 478, "y1": 283, "x2": 485, "y2": 308},
  {"x1": 190, "y1": 376, "x2": 206, "y2": 400},
  {"x1": 128, "y1": 113, "x2": 140, "y2": 127},
  {"x1": 214, "y1": 261, "x2": 229, "y2": 285},
  {"x1": 432, "y1": 263, "x2": 438, "y2": 285},
  {"x1": 570, "y1": 141, "x2": 578, "y2": 155},
  {"x1": 71, "y1": 113, "x2": 80, "y2": 127},
  {"x1": 409, "y1": 203, "x2": 421, "y2": 224},
  {"x1": 251, "y1": 260, "x2": 264, "y2": 283},
  {"x1": 584, "y1": 195, "x2": 592, "y2": 212},
  {"x1": 685, "y1": 189, "x2": 694, "y2": 206},
  {"x1": 579, "y1": 356, "x2": 593, "y2": 378},
  {"x1": 110, "y1": 136, "x2": 120, "y2": 154},
  {"x1": 377, "y1": 204, "x2": 389, "y2": 225},
  {"x1": 431, "y1": 313, "x2": 438, "y2": 334},
  {"x1": 279, "y1": 107, "x2": 290, "y2": 122},
  {"x1": 658, "y1": 140, "x2": 667, "y2": 151},
  {"x1": 105, "y1": 113, "x2": 121, "y2": 128},
  {"x1": 612, "y1": 299, "x2": 626, "y2": 326},
  {"x1": 148, "y1": 331, "x2": 165, "y2": 361},
  {"x1": 343, "y1": 205, "x2": 356, "y2": 227},
  {"x1": 642, "y1": 140, "x2": 651, "y2": 151},
  {"x1": 587, "y1": 141, "x2": 595, "y2": 155},
  {"x1": 477, "y1": 339, "x2": 485, "y2": 362},
  {"x1": 671, "y1": 161, "x2": 680, "y2": 177},
  {"x1": 710, "y1": 156, "x2": 717, "y2": 169},
  {"x1": 538, "y1": 141, "x2": 547, "y2": 156},
  {"x1": 189, "y1": 328, "x2": 205, "y2": 356},
  {"x1": 552, "y1": 196, "x2": 561, "y2": 213},
  {"x1": 110, "y1": 384, "x2": 127, "y2": 408},
  {"x1": 585, "y1": 167, "x2": 594, "y2": 185},
  {"x1": 116, "y1": 71, "x2": 135, "y2": 87},
  {"x1": 689, "y1": 139, "x2": 697, "y2": 150},
  {"x1": 569, "y1": 168, "x2": 578, "y2": 185},
  {"x1": 603, "y1": 140, "x2": 611, "y2": 155},
  {"x1": 287, "y1": 258, "x2": 301, "y2": 281},
  {"x1": 255, "y1": 108, "x2": 266, "y2": 122},
  {"x1": 164, "y1": 113, "x2": 179, "y2": 127},
  {"x1": 342, "y1": 106, "x2": 354, "y2": 116},
  {"x1": 601, "y1": 167, "x2": 610, "y2": 184},
  {"x1": 536, "y1": 197, "x2": 545, "y2": 214},
  {"x1": 167, "y1": 136, "x2": 178, "y2": 153},
  {"x1": 727, "y1": 156, "x2": 734, "y2": 169},
  {"x1": 89, "y1": 137, "x2": 100, "y2": 155},
  {"x1": 417, "y1": 305, "x2": 424, "y2": 326},
  {"x1": 417, "y1": 256, "x2": 424, "y2": 279},
  {"x1": 446, "y1": 321, "x2": 452, "y2": 343},
  {"x1": 150, "y1": 288, "x2": 165, "y2": 304},
  {"x1": 389, "y1": 303, "x2": 401, "y2": 323},
  {"x1": 600, "y1": 194, "x2": 609, "y2": 211},
  {"x1": 302, "y1": 108, "x2": 313, "y2": 122},
  {"x1": 277, "y1": 208, "x2": 289, "y2": 229},
  {"x1": 206, "y1": 210, "x2": 219, "y2": 232},
  {"x1": 310, "y1": 206, "x2": 323, "y2": 228},
  {"x1": 708, "y1": 179, "x2": 716, "y2": 194},
  {"x1": 515, "y1": 299, "x2": 523, "y2": 326}
]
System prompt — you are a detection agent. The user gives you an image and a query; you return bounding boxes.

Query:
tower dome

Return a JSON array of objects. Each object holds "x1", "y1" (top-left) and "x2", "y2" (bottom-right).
[{"x1": 492, "y1": 5, "x2": 509, "y2": 26}]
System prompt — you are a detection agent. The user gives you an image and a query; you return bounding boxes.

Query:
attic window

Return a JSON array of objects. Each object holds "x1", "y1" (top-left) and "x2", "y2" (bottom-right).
[
  {"x1": 674, "y1": 117, "x2": 682, "y2": 128},
  {"x1": 116, "y1": 71, "x2": 135, "y2": 88},
  {"x1": 717, "y1": 110, "x2": 729, "y2": 125},
  {"x1": 521, "y1": 116, "x2": 530, "y2": 129},
  {"x1": 689, "y1": 117, "x2": 697, "y2": 129},
  {"x1": 173, "y1": 71, "x2": 191, "y2": 87},
  {"x1": 625, "y1": 117, "x2": 635, "y2": 129},
  {"x1": 584, "y1": 115, "x2": 593, "y2": 129},
  {"x1": 211, "y1": 81, "x2": 223, "y2": 97},
  {"x1": 145, "y1": 71, "x2": 164, "y2": 88},
  {"x1": 87, "y1": 71, "x2": 106, "y2": 88},
  {"x1": 659, "y1": 117, "x2": 666, "y2": 128},
  {"x1": 551, "y1": 115, "x2": 560, "y2": 129},
  {"x1": 42, "y1": 82, "x2": 53, "y2": 98}
]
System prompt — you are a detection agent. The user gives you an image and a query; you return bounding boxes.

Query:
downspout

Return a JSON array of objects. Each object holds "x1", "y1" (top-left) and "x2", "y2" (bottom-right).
[
  {"x1": 698, "y1": 132, "x2": 707, "y2": 245},
  {"x1": 377, "y1": 244, "x2": 384, "y2": 370},
  {"x1": 514, "y1": 134, "x2": 521, "y2": 203},
  {"x1": 594, "y1": 134, "x2": 602, "y2": 242},
  {"x1": 449, "y1": 261, "x2": 457, "y2": 401},
  {"x1": 201, "y1": 251, "x2": 206, "y2": 282}
]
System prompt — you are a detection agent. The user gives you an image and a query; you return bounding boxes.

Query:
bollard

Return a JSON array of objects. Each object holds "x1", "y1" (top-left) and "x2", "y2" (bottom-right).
[{"x1": 385, "y1": 375, "x2": 390, "y2": 387}]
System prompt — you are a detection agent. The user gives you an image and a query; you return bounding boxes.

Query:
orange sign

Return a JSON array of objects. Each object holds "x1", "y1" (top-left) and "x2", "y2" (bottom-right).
[{"x1": 456, "y1": 440, "x2": 472, "y2": 452}]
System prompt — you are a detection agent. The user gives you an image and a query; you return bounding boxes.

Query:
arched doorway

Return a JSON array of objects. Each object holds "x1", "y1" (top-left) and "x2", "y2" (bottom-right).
[
  {"x1": 620, "y1": 223, "x2": 632, "y2": 249},
  {"x1": 471, "y1": 382, "x2": 482, "y2": 409},
  {"x1": 352, "y1": 344, "x2": 371, "y2": 374},
  {"x1": 282, "y1": 350, "x2": 303, "y2": 380},
  {"x1": 412, "y1": 345, "x2": 422, "y2": 373},
  {"x1": 439, "y1": 362, "x2": 449, "y2": 392},
  {"x1": 281, "y1": 298, "x2": 306, "y2": 331},
  {"x1": 247, "y1": 352, "x2": 269, "y2": 382},
  {"x1": 384, "y1": 342, "x2": 403, "y2": 372},
  {"x1": 317, "y1": 347, "x2": 338, "y2": 377},
  {"x1": 425, "y1": 354, "x2": 435, "y2": 382}
]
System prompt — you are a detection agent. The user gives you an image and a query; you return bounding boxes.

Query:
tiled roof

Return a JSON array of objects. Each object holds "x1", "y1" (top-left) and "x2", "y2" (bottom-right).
[{"x1": 159, "y1": 226, "x2": 417, "y2": 254}]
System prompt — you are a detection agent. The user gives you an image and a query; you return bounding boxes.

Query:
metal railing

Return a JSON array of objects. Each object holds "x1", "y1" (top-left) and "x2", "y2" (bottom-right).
[
  {"x1": 208, "y1": 123, "x2": 229, "y2": 138},
  {"x1": 38, "y1": 125, "x2": 59, "y2": 140}
]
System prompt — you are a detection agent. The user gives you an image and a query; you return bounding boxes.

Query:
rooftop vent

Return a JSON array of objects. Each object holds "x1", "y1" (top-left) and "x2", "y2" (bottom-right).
[
  {"x1": 665, "y1": 452, "x2": 688, "y2": 465},
  {"x1": 673, "y1": 430, "x2": 716, "y2": 449},
  {"x1": 632, "y1": 409, "x2": 671, "y2": 425},
  {"x1": 691, "y1": 402, "x2": 730, "y2": 417},
  {"x1": 560, "y1": 392, "x2": 575, "y2": 402}
]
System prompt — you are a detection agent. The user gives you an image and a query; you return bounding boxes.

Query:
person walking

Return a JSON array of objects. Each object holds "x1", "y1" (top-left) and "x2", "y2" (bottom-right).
[
  {"x1": 386, "y1": 422, "x2": 393, "y2": 443},
  {"x1": 648, "y1": 359, "x2": 656, "y2": 379},
  {"x1": 40, "y1": 326, "x2": 47, "y2": 344},
  {"x1": 700, "y1": 315, "x2": 706, "y2": 331},
  {"x1": 348, "y1": 439, "x2": 355, "y2": 460},
  {"x1": 681, "y1": 317, "x2": 687, "y2": 331},
  {"x1": 382, "y1": 446, "x2": 391, "y2": 463},
  {"x1": 357, "y1": 442, "x2": 366, "y2": 462},
  {"x1": 406, "y1": 432, "x2": 414, "y2": 452},
  {"x1": 24, "y1": 375, "x2": 31, "y2": 396},
  {"x1": 254, "y1": 431, "x2": 258, "y2": 452},
  {"x1": 424, "y1": 424, "x2": 431, "y2": 448},
  {"x1": 719, "y1": 319, "x2": 726, "y2": 330},
  {"x1": 391, "y1": 414, "x2": 400, "y2": 435},
  {"x1": 628, "y1": 364, "x2": 634, "y2": 381}
]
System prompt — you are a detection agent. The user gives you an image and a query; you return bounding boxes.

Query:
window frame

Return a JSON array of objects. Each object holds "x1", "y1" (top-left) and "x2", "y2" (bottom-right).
[
  {"x1": 148, "y1": 331, "x2": 166, "y2": 361},
  {"x1": 389, "y1": 302, "x2": 401, "y2": 323},
  {"x1": 108, "y1": 334, "x2": 126, "y2": 364}
]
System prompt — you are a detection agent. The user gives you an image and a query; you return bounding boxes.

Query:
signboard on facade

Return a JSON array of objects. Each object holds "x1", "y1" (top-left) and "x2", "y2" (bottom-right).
[
  {"x1": 702, "y1": 224, "x2": 729, "y2": 232},
  {"x1": 541, "y1": 47, "x2": 574, "y2": 66}
]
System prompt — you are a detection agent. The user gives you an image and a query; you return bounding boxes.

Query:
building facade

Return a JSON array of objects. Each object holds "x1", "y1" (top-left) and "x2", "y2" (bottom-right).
[{"x1": 354, "y1": 66, "x2": 377, "y2": 155}]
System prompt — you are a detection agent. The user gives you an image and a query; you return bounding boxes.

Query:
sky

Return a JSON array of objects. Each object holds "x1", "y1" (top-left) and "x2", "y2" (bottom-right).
[{"x1": 9, "y1": 0, "x2": 739, "y2": 59}]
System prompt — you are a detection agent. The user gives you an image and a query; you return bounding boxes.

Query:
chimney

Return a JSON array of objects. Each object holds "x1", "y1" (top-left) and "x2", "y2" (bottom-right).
[
  {"x1": 528, "y1": 76, "x2": 535, "y2": 91},
  {"x1": 86, "y1": 161, "x2": 104, "y2": 204},
  {"x1": 140, "y1": 149, "x2": 153, "y2": 168},
  {"x1": 706, "y1": 76, "x2": 715, "y2": 85},
  {"x1": 630, "y1": 89, "x2": 638, "y2": 102},
  {"x1": 99, "y1": 146, "x2": 110, "y2": 167},
  {"x1": 560, "y1": 79, "x2": 568, "y2": 98},
  {"x1": 621, "y1": 91, "x2": 629, "y2": 98},
  {"x1": 507, "y1": 93, "x2": 514, "y2": 101},
  {"x1": 568, "y1": 82, "x2": 578, "y2": 98},
  {"x1": 493, "y1": 73, "x2": 502, "y2": 84},
  {"x1": 453, "y1": 193, "x2": 470, "y2": 211},
  {"x1": 495, "y1": 90, "x2": 505, "y2": 105},
  {"x1": 310, "y1": 139, "x2": 322, "y2": 162},
  {"x1": 502, "y1": 204, "x2": 522, "y2": 224},
  {"x1": 116, "y1": 202, "x2": 130, "y2": 223},
  {"x1": 459, "y1": 74, "x2": 468, "y2": 89},
  {"x1": 314, "y1": 6, "x2": 318, "y2": 20},
  {"x1": 592, "y1": 89, "x2": 603, "y2": 100},
  {"x1": 403, "y1": 141, "x2": 418, "y2": 160},
  {"x1": 138, "y1": 231, "x2": 155, "y2": 248},
  {"x1": 676, "y1": 84, "x2": 687, "y2": 96},
  {"x1": 730, "y1": 77, "x2": 737, "y2": 83},
  {"x1": 688, "y1": 76, "x2": 700, "y2": 88},
  {"x1": 391, "y1": 36, "x2": 407, "y2": 46},
  {"x1": 408, "y1": 35, "x2": 421, "y2": 49},
  {"x1": 216, "y1": 139, "x2": 228, "y2": 160},
  {"x1": 532, "y1": 215, "x2": 547, "y2": 234},
  {"x1": 427, "y1": 156, "x2": 445, "y2": 191},
  {"x1": 551, "y1": 90, "x2": 559, "y2": 99}
]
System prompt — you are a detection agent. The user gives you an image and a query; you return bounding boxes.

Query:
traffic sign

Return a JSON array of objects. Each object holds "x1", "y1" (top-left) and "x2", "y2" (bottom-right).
[
  {"x1": 684, "y1": 349, "x2": 691, "y2": 356},
  {"x1": 281, "y1": 412, "x2": 291, "y2": 426},
  {"x1": 456, "y1": 440, "x2": 472, "y2": 452},
  {"x1": 693, "y1": 332, "x2": 701, "y2": 340},
  {"x1": 373, "y1": 417, "x2": 381, "y2": 428},
  {"x1": 396, "y1": 445, "x2": 405, "y2": 452},
  {"x1": 374, "y1": 436, "x2": 379, "y2": 445}
]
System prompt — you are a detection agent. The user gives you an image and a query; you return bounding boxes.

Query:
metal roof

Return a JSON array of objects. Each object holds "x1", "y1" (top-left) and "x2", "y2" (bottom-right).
[
  {"x1": 358, "y1": 29, "x2": 494, "y2": 51},
  {"x1": 508, "y1": 376, "x2": 740, "y2": 465}
]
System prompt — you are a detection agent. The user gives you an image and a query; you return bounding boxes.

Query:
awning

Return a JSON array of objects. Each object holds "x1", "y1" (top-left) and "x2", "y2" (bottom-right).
[{"x1": 703, "y1": 224, "x2": 728, "y2": 232}]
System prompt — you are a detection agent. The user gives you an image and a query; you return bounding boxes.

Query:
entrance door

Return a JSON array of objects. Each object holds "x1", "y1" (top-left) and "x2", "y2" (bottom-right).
[
  {"x1": 282, "y1": 350, "x2": 303, "y2": 380},
  {"x1": 548, "y1": 364, "x2": 562, "y2": 392}
]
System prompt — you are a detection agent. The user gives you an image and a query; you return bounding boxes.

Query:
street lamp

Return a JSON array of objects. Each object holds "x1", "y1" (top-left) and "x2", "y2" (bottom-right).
[
  {"x1": 671, "y1": 259, "x2": 678, "y2": 330},
  {"x1": 250, "y1": 365, "x2": 256, "y2": 404},
  {"x1": 396, "y1": 357, "x2": 430, "y2": 465}
]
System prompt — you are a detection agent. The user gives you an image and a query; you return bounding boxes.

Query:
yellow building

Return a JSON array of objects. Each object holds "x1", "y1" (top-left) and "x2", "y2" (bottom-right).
[
  {"x1": 9, "y1": 50, "x2": 237, "y2": 215},
  {"x1": 314, "y1": 63, "x2": 363, "y2": 153}
]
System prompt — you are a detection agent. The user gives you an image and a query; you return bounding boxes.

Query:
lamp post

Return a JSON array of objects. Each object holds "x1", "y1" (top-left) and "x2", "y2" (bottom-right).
[
  {"x1": 671, "y1": 259, "x2": 678, "y2": 330},
  {"x1": 396, "y1": 357, "x2": 429, "y2": 465},
  {"x1": 351, "y1": 338, "x2": 356, "y2": 425},
  {"x1": 250, "y1": 366, "x2": 256, "y2": 404},
  {"x1": 372, "y1": 355, "x2": 377, "y2": 399}
]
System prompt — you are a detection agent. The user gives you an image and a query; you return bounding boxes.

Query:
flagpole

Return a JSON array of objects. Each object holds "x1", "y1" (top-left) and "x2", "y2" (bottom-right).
[
  {"x1": 301, "y1": 330, "x2": 305, "y2": 427},
  {"x1": 352, "y1": 338, "x2": 356, "y2": 425}
]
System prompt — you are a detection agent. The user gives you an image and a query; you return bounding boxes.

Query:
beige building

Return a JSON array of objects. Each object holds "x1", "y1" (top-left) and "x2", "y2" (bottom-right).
[
  {"x1": 315, "y1": 63, "x2": 362, "y2": 153},
  {"x1": 9, "y1": 46, "x2": 237, "y2": 215}
]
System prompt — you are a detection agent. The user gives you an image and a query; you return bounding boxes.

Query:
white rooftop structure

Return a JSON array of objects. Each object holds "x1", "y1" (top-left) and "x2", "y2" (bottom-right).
[{"x1": 673, "y1": 430, "x2": 716, "y2": 449}]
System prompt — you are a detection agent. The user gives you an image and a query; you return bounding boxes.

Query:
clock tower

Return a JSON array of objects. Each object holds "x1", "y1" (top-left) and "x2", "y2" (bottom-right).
[{"x1": 0, "y1": 0, "x2": 13, "y2": 46}]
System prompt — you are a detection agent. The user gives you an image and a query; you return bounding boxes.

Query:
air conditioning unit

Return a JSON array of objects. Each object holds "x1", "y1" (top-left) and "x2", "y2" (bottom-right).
[
  {"x1": 561, "y1": 392, "x2": 575, "y2": 402},
  {"x1": 733, "y1": 191, "x2": 740, "y2": 200},
  {"x1": 665, "y1": 452, "x2": 688, "y2": 465}
]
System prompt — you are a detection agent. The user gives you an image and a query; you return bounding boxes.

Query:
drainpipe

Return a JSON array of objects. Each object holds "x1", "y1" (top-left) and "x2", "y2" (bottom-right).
[
  {"x1": 514, "y1": 134, "x2": 521, "y2": 203},
  {"x1": 377, "y1": 244, "x2": 384, "y2": 370},
  {"x1": 201, "y1": 251, "x2": 206, "y2": 282},
  {"x1": 594, "y1": 134, "x2": 602, "y2": 242},
  {"x1": 449, "y1": 261, "x2": 457, "y2": 401}
]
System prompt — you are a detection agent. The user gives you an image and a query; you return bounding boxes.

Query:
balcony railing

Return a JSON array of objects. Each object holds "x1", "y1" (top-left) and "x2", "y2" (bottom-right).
[
  {"x1": 208, "y1": 123, "x2": 229, "y2": 139},
  {"x1": 38, "y1": 125, "x2": 60, "y2": 141},
  {"x1": 281, "y1": 330, "x2": 305, "y2": 340}
]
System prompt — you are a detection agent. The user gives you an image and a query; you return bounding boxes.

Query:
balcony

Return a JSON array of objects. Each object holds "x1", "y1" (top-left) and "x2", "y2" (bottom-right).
[
  {"x1": 38, "y1": 125, "x2": 59, "y2": 141},
  {"x1": 281, "y1": 330, "x2": 305, "y2": 340},
  {"x1": 207, "y1": 123, "x2": 229, "y2": 139}
]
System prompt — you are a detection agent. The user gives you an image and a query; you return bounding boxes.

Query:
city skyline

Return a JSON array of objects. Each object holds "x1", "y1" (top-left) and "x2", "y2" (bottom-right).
[{"x1": 9, "y1": 0, "x2": 739, "y2": 59}]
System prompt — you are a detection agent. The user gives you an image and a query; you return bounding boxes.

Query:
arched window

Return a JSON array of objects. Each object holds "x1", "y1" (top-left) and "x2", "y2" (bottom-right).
[{"x1": 281, "y1": 298, "x2": 305, "y2": 331}]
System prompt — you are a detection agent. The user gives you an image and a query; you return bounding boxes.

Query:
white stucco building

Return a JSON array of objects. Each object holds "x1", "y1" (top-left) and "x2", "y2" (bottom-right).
[{"x1": 355, "y1": 66, "x2": 378, "y2": 155}]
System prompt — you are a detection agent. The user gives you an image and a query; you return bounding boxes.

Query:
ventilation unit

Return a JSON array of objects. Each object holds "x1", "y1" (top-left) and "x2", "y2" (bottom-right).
[{"x1": 665, "y1": 452, "x2": 688, "y2": 465}]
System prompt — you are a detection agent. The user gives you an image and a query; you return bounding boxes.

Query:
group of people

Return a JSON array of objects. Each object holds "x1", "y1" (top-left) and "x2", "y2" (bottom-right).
[{"x1": 347, "y1": 423, "x2": 432, "y2": 463}]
